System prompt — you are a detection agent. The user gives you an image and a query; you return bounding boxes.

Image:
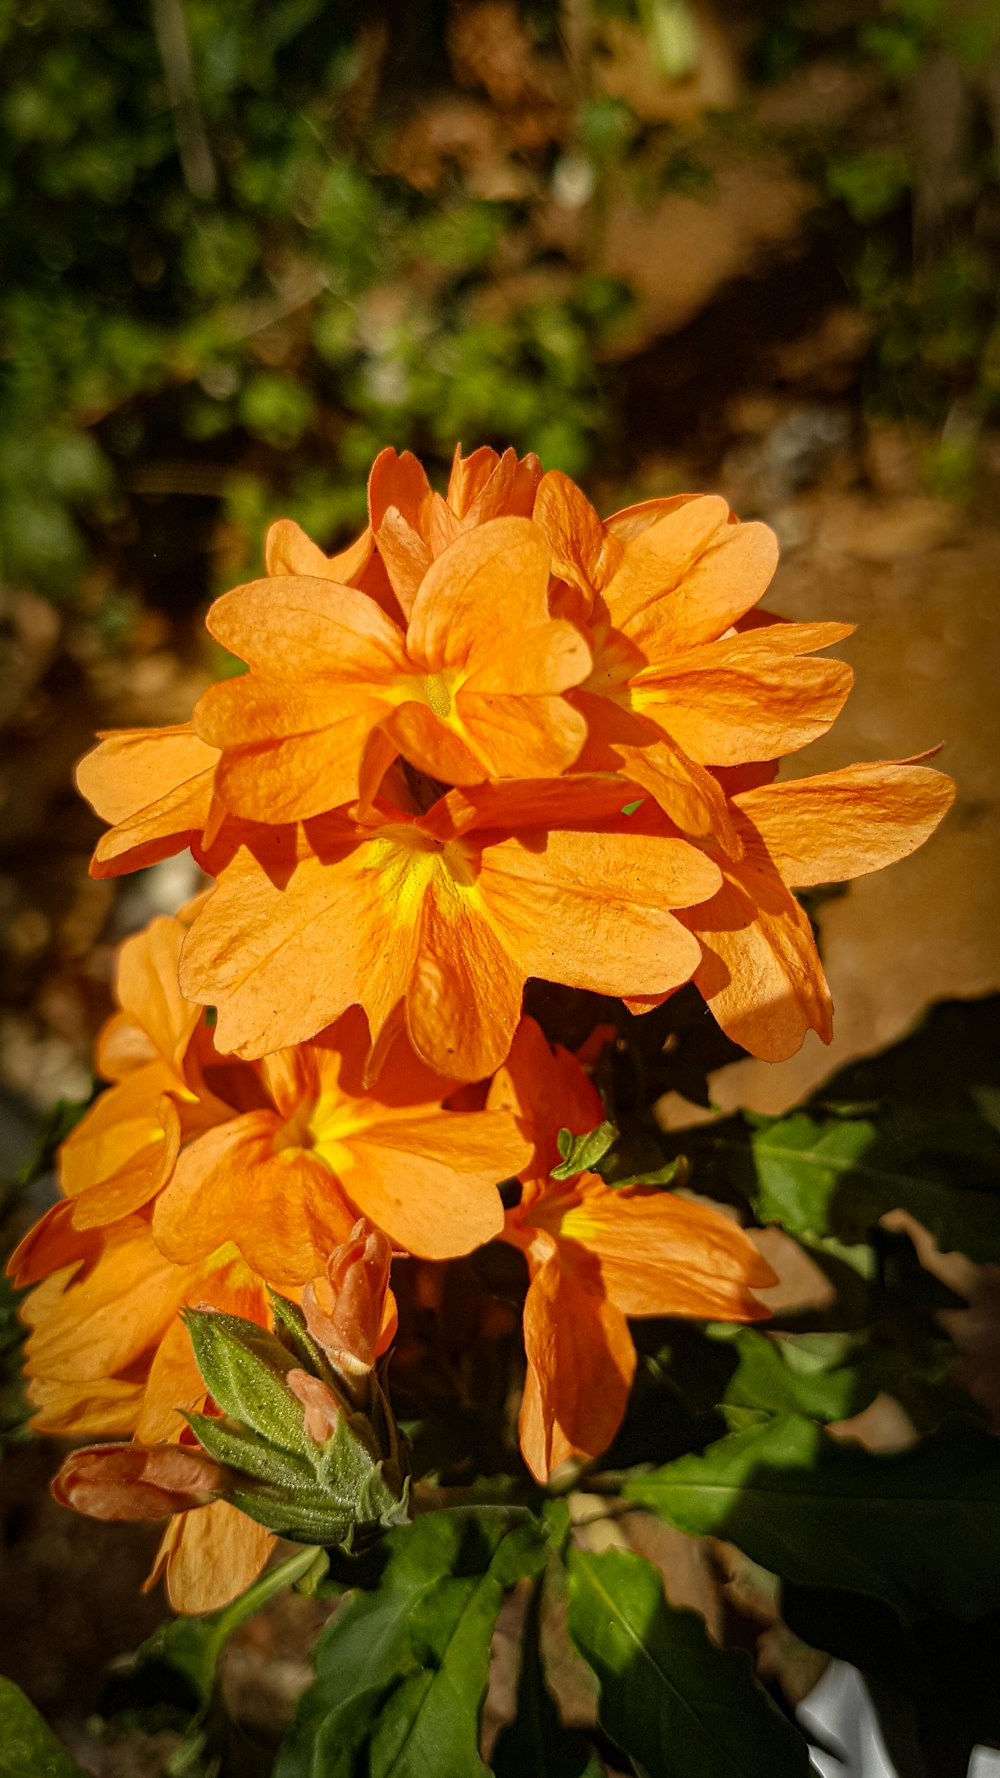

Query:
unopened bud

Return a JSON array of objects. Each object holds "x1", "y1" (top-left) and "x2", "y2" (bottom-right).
[
  {"x1": 302, "y1": 1220, "x2": 392, "y2": 1383},
  {"x1": 53, "y1": 1442, "x2": 227, "y2": 1523}
]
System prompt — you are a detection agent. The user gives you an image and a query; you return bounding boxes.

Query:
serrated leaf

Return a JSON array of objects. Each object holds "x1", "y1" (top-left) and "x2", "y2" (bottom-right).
[
  {"x1": 624, "y1": 1413, "x2": 1000, "y2": 1624},
  {"x1": 276, "y1": 1508, "x2": 550, "y2": 1778},
  {"x1": 566, "y1": 1547, "x2": 811, "y2": 1778},
  {"x1": 552, "y1": 1121, "x2": 618, "y2": 1180},
  {"x1": 0, "y1": 1676, "x2": 89, "y2": 1777}
]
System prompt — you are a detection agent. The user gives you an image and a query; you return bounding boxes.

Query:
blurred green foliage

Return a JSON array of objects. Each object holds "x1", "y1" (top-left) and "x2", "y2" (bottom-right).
[{"x1": 0, "y1": 0, "x2": 629, "y2": 598}]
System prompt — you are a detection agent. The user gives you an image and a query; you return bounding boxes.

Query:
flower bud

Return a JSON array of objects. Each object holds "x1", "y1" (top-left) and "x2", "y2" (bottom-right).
[
  {"x1": 302, "y1": 1219, "x2": 392, "y2": 1383},
  {"x1": 53, "y1": 1442, "x2": 227, "y2": 1523},
  {"x1": 287, "y1": 1368, "x2": 341, "y2": 1443}
]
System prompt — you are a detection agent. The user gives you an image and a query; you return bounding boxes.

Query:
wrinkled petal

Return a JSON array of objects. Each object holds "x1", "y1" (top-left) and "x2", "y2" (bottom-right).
[
  {"x1": 77, "y1": 725, "x2": 219, "y2": 878},
  {"x1": 265, "y1": 516, "x2": 373, "y2": 586},
  {"x1": 733, "y1": 759, "x2": 956, "y2": 887},
  {"x1": 149, "y1": 1500, "x2": 274, "y2": 1614}
]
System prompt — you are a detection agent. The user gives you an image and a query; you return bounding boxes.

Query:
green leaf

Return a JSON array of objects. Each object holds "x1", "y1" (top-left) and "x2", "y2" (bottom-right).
[
  {"x1": 566, "y1": 1547, "x2": 811, "y2": 1778},
  {"x1": 701, "y1": 1104, "x2": 1000, "y2": 1261},
  {"x1": 277, "y1": 1508, "x2": 550, "y2": 1778},
  {"x1": 552, "y1": 1121, "x2": 618, "y2": 1180},
  {"x1": 625, "y1": 1414, "x2": 1000, "y2": 1624},
  {"x1": 493, "y1": 1576, "x2": 603, "y2": 1778},
  {"x1": 706, "y1": 1326, "x2": 877, "y2": 1424},
  {"x1": 0, "y1": 1677, "x2": 88, "y2": 1777}
]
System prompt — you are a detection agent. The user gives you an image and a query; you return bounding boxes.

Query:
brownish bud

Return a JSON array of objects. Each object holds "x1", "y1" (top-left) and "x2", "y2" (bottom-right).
[
  {"x1": 302, "y1": 1219, "x2": 392, "y2": 1380},
  {"x1": 287, "y1": 1369, "x2": 341, "y2": 1443},
  {"x1": 52, "y1": 1442, "x2": 227, "y2": 1523}
]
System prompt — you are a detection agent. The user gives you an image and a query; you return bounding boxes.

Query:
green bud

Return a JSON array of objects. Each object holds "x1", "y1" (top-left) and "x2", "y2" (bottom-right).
[{"x1": 182, "y1": 1303, "x2": 409, "y2": 1549}]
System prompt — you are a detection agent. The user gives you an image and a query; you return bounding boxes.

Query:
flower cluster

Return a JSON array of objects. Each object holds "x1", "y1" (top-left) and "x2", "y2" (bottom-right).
[{"x1": 10, "y1": 445, "x2": 953, "y2": 1611}]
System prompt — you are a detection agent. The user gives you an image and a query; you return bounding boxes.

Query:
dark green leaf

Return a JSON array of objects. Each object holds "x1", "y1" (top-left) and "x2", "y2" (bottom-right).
[
  {"x1": 566, "y1": 1547, "x2": 811, "y2": 1778},
  {"x1": 0, "y1": 1677, "x2": 88, "y2": 1778},
  {"x1": 183, "y1": 1308, "x2": 310, "y2": 1452},
  {"x1": 701, "y1": 1104, "x2": 1000, "y2": 1261},
  {"x1": 277, "y1": 1507, "x2": 551, "y2": 1778},
  {"x1": 625, "y1": 1413, "x2": 1000, "y2": 1624}
]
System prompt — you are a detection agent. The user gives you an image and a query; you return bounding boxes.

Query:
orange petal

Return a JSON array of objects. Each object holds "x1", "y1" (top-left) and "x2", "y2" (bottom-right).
[
  {"x1": 200, "y1": 681, "x2": 392, "y2": 823},
  {"x1": 28, "y1": 1374, "x2": 145, "y2": 1437},
  {"x1": 574, "y1": 694, "x2": 743, "y2": 855},
  {"x1": 204, "y1": 574, "x2": 408, "y2": 677},
  {"x1": 150, "y1": 1500, "x2": 274, "y2": 1614},
  {"x1": 617, "y1": 516, "x2": 779, "y2": 650},
  {"x1": 111, "y1": 915, "x2": 202, "y2": 1075},
  {"x1": 405, "y1": 869, "x2": 526, "y2": 1079},
  {"x1": 519, "y1": 1241, "x2": 635, "y2": 1482},
  {"x1": 479, "y1": 825, "x2": 719, "y2": 1000},
  {"x1": 375, "y1": 507, "x2": 434, "y2": 616},
  {"x1": 546, "y1": 1174, "x2": 775, "y2": 1317},
  {"x1": 600, "y1": 496, "x2": 732, "y2": 632},
  {"x1": 78, "y1": 725, "x2": 219, "y2": 878},
  {"x1": 486, "y1": 1015, "x2": 604, "y2": 1176},
  {"x1": 264, "y1": 516, "x2": 373, "y2": 586},
  {"x1": 153, "y1": 1114, "x2": 356, "y2": 1285},
  {"x1": 339, "y1": 1111, "x2": 522, "y2": 1257},
  {"x1": 368, "y1": 445, "x2": 433, "y2": 531},
  {"x1": 533, "y1": 470, "x2": 620, "y2": 603},
  {"x1": 680, "y1": 854, "x2": 834, "y2": 1061},
  {"x1": 7, "y1": 1201, "x2": 99, "y2": 1288},
  {"x1": 405, "y1": 518, "x2": 552, "y2": 672},
  {"x1": 461, "y1": 619, "x2": 591, "y2": 699},
  {"x1": 459, "y1": 690, "x2": 589, "y2": 781},
  {"x1": 60, "y1": 1072, "x2": 181, "y2": 1224},
  {"x1": 603, "y1": 491, "x2": 711, "y2": 540},
  {"x1": 22, "y1": 1217, "x2": 196, "y2": 1383},
  {"x1": 379, "y1": 702, "x2": 485, "y2": 784},
  {"x1": 733, "y1": 759, "x2": 956, "y2": 887},
  {"x1": 179, "y1": 829, "x2": 426, "y2": 1060},
  {"x1": 632, "y1": 644, "x2": 854, "y2": 765}
]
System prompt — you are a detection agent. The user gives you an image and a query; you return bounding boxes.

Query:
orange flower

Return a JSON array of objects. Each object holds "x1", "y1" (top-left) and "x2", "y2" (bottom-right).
[
  {"x1": 194, "y1": 515, "x2": 591, "y2": 823},
  {"x1": 534, "y1": 471, "x2": 854, "y2": 846},
  {"x1": 9, "y1": 1205, "x2": 279, "y2": 1611},
  {"x1": 59, "y1": 915, "x2": 531, "y2": 1273},
  {"x1": 177, "y1": 778, "x2": 723, "y2": 1077},
  {"x1": 488, "y1": 1019, "x2": 776, "y2": 1480}
]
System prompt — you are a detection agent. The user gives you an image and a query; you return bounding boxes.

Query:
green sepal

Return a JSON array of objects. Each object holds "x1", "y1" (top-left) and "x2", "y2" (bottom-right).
[
  {"x1": 182, "y1": 1307, "x2": 314, "y2": 1454},
  {"x1": 183, "y1": 1409, "x2": 316, "y2": 1489},
  {"x1": 268, "y1": 1289, "x2": 339, "y2": 1381}
]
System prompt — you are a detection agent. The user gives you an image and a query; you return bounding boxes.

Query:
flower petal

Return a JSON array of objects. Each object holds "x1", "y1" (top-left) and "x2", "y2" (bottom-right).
[
  {"x1": 405, "y1": 868, "x2": 525, "y2": 1078},
  {"x1": 632, "y1": 642, "x2": 853, "y2": 765},
  {"x1": 339, "y1": 1110, "x2": 523, "y2": 1257},
  {"x1": 77, "y1": 725, "x2": 219, "y2": 878},
  {"x1": 520, "y1": 1241, "x2": 635, "y2": 1482},
  {"x1": 550, "y1": 1175, "x2": 776, "y2": 1318},
  {"x1": 600, "y1": 496, "x2": 732, "y2": 632},
  {"x1": 178, "y1": 829, "x2": 427, "y2": 1059},
  {"x1": 680, "y1": 854, "x2": 834, "y2": 1061},
  {"x1": 533, "y1": 470, "x2": 620, "y2": 603},
  {"x1": 152, "y1": 1113, "x2": 356, "y2": 1284},
  {"x1": 616, "y1": 515, "x2": 779, "y2": 650},
  {"x1": 204, "y1": 575, "x2": 408, "y2": 678},
  {"x1": 265, "y1": 515, "x2": 373, "y2": 586},
  {"x1": 479, "y1": 825, "x2": 719, "y2": 1000},
  {"x1": 405, "y1": 518, "x2": 552, "y2": 671},
  {"x1": 733, "y1": 759, "x2": 956, "y2": 887},
  {"x1": 150, "y1": 1500, "x2": 274, "y2": 1614}
]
